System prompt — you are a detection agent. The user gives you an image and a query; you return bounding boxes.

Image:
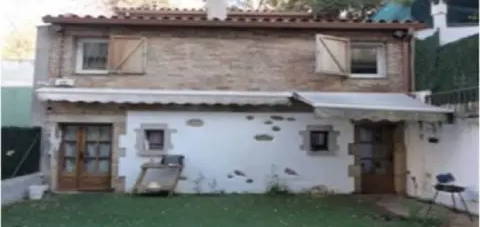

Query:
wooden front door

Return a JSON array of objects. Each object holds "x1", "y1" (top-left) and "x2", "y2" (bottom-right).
[
  {"x1": 58, "y1": 124, "x2": 112, "y2": 191},
  {"x1": 355, "y1": 123, "x2": 395, "y2": 194}
]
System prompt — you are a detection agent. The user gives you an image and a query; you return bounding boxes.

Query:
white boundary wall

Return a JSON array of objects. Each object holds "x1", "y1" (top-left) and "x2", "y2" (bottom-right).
[
  {"x1": 417, "y1": 25, "x2": 479, "y2": 46},
  {"x1": 405, "y1": 118, "x2": 479, "y2": 214},
  {"x1": 415, "y1": 0, "x2": 478, "y2": 46},
  {"x1": 0, "y1": 60, "x2": 34, "y2": 87},
  {"x1": 1, "y1": 173, "x2": 44, "y2": 206},
  {"x1": 120, "y1": 111, "x2": 354, "y2": 194}
]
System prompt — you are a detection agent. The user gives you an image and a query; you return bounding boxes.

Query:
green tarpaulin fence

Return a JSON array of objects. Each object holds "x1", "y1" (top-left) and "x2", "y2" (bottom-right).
[
  {"x1": 415, "y1": 32, "x2": 479, "y2": 93},
  {"x1": 1, "y1": 127, "x2": 41, "y2": 180}
]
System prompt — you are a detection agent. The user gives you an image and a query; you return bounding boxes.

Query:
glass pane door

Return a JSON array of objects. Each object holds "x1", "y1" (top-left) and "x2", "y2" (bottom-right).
[
  {"x1": 58, "y1": 124, "x2": 112, "y2": 191},
  {"x1": 355, "y1": 123, "x2": 395, "y2": 194},
  {"x1": 82, "y1": 126, "x2": 112, "y2": 175},
  {"x1": 62, "y1": 126, "x2": 78, "y2": 175}
]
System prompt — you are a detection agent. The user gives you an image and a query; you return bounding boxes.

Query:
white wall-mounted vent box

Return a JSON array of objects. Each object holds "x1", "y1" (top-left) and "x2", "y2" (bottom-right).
[{"x1": 54, "y1": 78, "x2": 75, "y2": 87}]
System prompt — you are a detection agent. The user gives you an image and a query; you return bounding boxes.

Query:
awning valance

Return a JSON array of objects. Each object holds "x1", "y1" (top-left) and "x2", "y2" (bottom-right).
[
  {"x1": 294, "y1": 92, "x2": 452, "y2": 122},
  {"x1": 36, "y1": 88, "x2": 292, "y2": 106},
  {"x1": 36, "y1": 87, "x2": 452, "y2": 121}
]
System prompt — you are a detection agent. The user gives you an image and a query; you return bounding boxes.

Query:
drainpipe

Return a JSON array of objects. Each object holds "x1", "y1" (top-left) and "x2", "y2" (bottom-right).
[{"x1": 409, "y1": 28, "x2": 416, "y2": 92}]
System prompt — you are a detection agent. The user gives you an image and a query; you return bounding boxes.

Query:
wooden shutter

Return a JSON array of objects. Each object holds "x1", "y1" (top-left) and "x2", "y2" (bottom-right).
[
  {"x1": 315, "y1": 34, "x2": 351, "y2": 76},
  {"x1": 108, "y1": 36, "x2": 147, "y2": 74}
]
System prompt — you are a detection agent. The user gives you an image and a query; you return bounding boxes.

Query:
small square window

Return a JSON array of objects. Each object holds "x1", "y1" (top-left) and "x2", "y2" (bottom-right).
[
  {"x1": 145, "y1": 130, "x2": 165, "y2": 151},
  {"x1": 352, "y1": 47, "x2": 377, "y2": 74},
  {"x1": 75, "y1": 38, "x2": 109, "y2": 74},
  {"x1": 350, "y1": 43, "x2": 386, "y2": 78},
  {"x1": 310, "y1": 131, "x2": 329, "y2": 151}
]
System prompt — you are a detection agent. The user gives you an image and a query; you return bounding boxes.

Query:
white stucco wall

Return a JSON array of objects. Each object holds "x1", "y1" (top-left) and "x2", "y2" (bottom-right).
[
  {"x1": 416, "y1": 26, "x2": 478, "y2": 46},
  {"x1": 1, "y1": 60, "x2": 34, "y2": 87},
  {"x1": 415, "y1": 0, "x2": 478, "y2": 46},
  {"x1": 119, "y1": 111, "x2": 354, "y2": 194},
  {"x1": 405, "y1": 118, "x2": 479, "y2": 214},
  {"x1": 1, "y1": 172, "x2": 45, "y2": 206}
]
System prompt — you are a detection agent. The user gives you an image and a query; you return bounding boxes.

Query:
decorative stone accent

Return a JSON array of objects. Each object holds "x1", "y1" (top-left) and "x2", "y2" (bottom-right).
[
  {"x1": 186, "y1": 118, "x2": 204, "y2": 127},
  {"x1": 348, "y1": 165, "x2": 361, "y2": 177},
  {"x1": 233, "y1": 170, "x2": 246, "y2": 177},
  {"x1": 264, "y1": 120, "x2": 273, "y2": 125},
  {"x1": 254, "y1": 134, "x2": 274, "y2": 141},
  {"x1": 270, "y1": 115, "x2": 284, "y2": 121},
  {"x1": 115, "y1": 176, "x2": 126, "y2": 193},
  {"x1": 428, "y1": 137, "x2": 439, "y2": 143},
  {"x1": 118, "y1": 148, "x2": 126, "y2": 157},
  {"x1": 246, "y1": 115, "x2": 254, "y2": 120},
  {"x1": 284, "y1": 168, "x2": 298, "y2": 176},
  {"x1": 272, "y1": 126, "x2": 281, "y2": 132},
  {"x1": 309, "y1": 185, "x2": 334, "y2": 196},
  {"x1": 348, "y1": 143, "x2": 356, "y2": 155}
]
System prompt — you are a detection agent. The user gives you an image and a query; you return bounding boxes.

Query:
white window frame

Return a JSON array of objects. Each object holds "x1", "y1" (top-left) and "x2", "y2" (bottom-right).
[
  {"x1": 349, "y1": 42, "x2": 386, "y2": 79},
  {"x1": 75, "y1": 38, "x2": 109, "y2": 74}
]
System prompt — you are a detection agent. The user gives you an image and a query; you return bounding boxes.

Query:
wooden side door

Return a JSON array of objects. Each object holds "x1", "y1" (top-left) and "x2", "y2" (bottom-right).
[
  {"x1": 58, "y1": 124, "x2": 112, "y2": 191},
  {"x1": 355, "y1": 123, "x2": 395, "y2": 194}
]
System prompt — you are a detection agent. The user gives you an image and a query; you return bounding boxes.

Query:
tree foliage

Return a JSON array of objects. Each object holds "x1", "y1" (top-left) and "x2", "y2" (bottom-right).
[
  {"x1": 311, "y1": 0, "x2": 383, "y2": 18},
  {"x1": 1, "y1": 29, "x2": 35, "y2": 60},
  {"x1": 103, "y1": 0, "x2": 160, "y2": 8},
  {"x1": 256, "y1": 0, "x2": 384, "y2": 19},
  {"x1": 392, "y1": 0, "x2": 415, "y2": 6},
  {"x1": 103, "y1": 0, "x2": 385, "y2": 19}
]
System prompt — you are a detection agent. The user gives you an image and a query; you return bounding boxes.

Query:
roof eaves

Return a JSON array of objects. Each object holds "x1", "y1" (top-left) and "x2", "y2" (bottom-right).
[{"x1": 42, "y1": 15, "x2": 427, "y2": 30}]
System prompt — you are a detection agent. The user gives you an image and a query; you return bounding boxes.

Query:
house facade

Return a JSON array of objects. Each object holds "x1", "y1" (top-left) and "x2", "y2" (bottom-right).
[{"x1": 35, "y1": 6, "x2": 451, "y2": 195}]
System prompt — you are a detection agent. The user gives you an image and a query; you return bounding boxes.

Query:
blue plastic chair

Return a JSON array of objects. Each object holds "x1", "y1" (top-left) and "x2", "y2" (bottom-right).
[{"x1": 426, "y1": 173, "x2": 473, "y2": 221}]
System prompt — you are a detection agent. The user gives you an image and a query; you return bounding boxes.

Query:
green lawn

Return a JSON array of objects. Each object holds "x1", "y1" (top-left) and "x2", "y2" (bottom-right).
[{"x1": 2, "y1": 194, "x2": 440, "y2": 227}]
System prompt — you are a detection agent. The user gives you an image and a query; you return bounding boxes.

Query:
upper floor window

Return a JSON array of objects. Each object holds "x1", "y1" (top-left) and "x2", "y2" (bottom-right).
[
  {"x1": 74, "y1": 36, "x2": 147, "y2": 75},
  {"x1": 315, "y1": 34, "x2": 387, "y2": 78},
  {"x1": 350, "y1": 43, "x2": 386, "y2": 78},
  {"x1": 75, "y1": 38, "x2": 109, "y2": 74}
]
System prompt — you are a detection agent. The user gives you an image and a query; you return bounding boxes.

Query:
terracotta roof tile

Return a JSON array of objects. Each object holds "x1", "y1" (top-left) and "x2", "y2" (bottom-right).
[{"x1": 42, "y1": 8, "x2": 426, "y2": 30}]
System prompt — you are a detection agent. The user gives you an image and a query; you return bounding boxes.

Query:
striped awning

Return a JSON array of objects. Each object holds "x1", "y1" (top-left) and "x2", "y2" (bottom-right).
[
  {"x1": 36, "y1": 87, "x2": 292, "y2": 106},
  {"x1": 36, "y1": 87, "x2": 452, "y2": 121},
  {"x1": 294, "y1": 92, "x2": 452, "y2": 121}
]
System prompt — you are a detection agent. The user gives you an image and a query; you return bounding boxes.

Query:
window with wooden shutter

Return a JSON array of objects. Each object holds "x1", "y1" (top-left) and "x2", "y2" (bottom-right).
[
  {"x1": 315, "y1": 34, "x2": 350, "y2": 76},
  {"x1": 75, "y1": 38, "x2": 109, "y2": 74},
  {"x1": 350, "y1": 42, "x2": 387, "y2": 78},
  {"x1": 108, "y1": 36, "x2": 147, "y2": 74}
]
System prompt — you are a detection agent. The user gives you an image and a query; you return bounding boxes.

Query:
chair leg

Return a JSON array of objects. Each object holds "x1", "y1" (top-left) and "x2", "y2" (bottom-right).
[
  {"x1": 451, "y1": 193, "x2": 457, "y2": 212},
  {"x1": 458, "y1": 193, "x2": 474, "y2": 222},
  {"x1": 426, "y1": 191, "x2": 439, "y2": 216}
]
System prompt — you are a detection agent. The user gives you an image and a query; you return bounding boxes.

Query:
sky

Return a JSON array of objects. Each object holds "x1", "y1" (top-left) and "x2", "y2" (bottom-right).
[
  {"x1": 0, "y1": 0, "x2": 206, "y2": 31},
  {"x1": 0, "y1": 0, "x2": 206, "y2": 54}
]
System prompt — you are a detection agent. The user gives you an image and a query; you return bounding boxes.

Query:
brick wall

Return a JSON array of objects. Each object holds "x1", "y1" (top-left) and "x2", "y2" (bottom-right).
[{"x1": 49, "y1": 26, "x2": 410, "y2": 92}]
